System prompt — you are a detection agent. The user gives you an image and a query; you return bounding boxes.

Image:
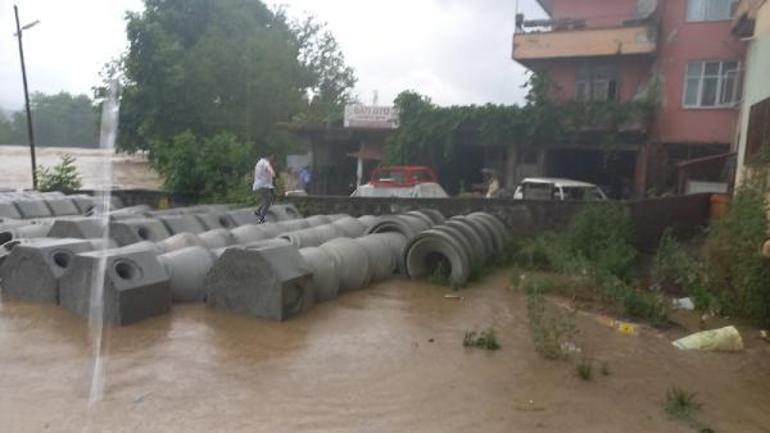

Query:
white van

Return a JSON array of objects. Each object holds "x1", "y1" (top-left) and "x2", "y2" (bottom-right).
[{"x1": 513, "y1": 177, "x2": 608, "y2": 201}]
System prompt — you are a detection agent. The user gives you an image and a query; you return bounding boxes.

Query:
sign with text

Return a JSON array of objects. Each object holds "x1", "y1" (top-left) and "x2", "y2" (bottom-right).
[{"x1": 344, "y1": 105, "x2": 399, "y2": 129}]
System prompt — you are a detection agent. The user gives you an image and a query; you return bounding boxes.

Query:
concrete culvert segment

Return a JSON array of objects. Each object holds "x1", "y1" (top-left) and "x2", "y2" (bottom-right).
[
  {"x1": 468, "y1": 213, "x2": 510, "y2": 250},
  {"x1": 441, "y1": 221, "x2": 485, "y2": 267},
  {"x1": 0, "y1": 223, "x2": 53, "y2": 246},
  {"x1": 365, "y1": 214, "x2": 431, "y2": 240},
  {"x1": 406, "y1": 210, "x2": 436, "y2": 227},
  {"x1": 48, "y1": 217, "x2": 107, "y2": 239},
  {"x1": 156, "y1": 232, "x2": 204, "y2": 253},
  {"x1": 305, "y1": 215, "x2": 331, "y2": 227},
  {"x1": 357, "y1": 215, "x2": 379, "y2": 229},
  {"x1": 230, "y1": 224, "x2": 270, "y2": 245},
  {"x1": 417, "y1": 208, "x2": 446, "y2": 225},
  {"x1": 431, "y1": 225, "x2": 478, "y2": 268},
  {"x1": 319, "y1": 237, "x2": 371, "y2": 292},
  {"x1": 198, "y1": 229, "x2": 236, "y2": 249},
  {"x1": 450, "y1": 216, "x2": 493, "y2": 261},
  {"x1": 465, "y1": 214, "x2": 503, "y2": 253},
  {"x1": 279, "y1": 228, "x2": 322, "y2": 249},
  {"x1": 355, "y1": 234, "x2": 400, "y2": 282},
  {"x1": 110, "y1": 218, "x2": 171, "y2": 246},
  {"x1": 312, "y1": 224, "x2": 343, "y2": 244},
  {"x1": 405, "y1": 229, "x2": 472, "y2": 286},
  {"x1": 330, "y1": 217, "x2": 366, "y2": 238},
  {"x1": 159, "y1": 246, "x2": 216, "y2": 303},
  {"x1": 299, "y1": 246, "x2": 340, "y2": 302}
]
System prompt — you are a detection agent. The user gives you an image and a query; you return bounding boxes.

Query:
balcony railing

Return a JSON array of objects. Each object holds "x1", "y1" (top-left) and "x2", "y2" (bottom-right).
[{"x1": 513, "y1": 23, "x2": 657, "y2": 63}]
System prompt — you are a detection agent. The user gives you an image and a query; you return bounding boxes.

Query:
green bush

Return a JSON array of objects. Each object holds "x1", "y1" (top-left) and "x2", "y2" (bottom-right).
[
  {"x1": 151, "y1": 131, "x2": 255, "y2": 203},
  {"x1": 36, "y1": 153, "x2": 82, "y2": 193},
  {"x1": 703, "y1": 187, "x2": 770, "y2": 326},
  {"x1": 566, "y1": 204, "x2": 636, "y2": 279},
  {"x1": 463, "y1": 329, "x2": 501, "y2": 350}
]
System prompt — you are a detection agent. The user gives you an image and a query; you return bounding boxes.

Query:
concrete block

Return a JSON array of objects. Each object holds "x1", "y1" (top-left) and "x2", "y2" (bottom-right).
[
  {"x1": 0, "y1": 238, "x2": 98, "y2": 303},
  {"x1": 198, "y1": 229, "x2": 236, "y2": 249},
  {"x1": 226, "y1": 208, "x2": 261, "y2": 226},
  {"x1": 43, "y1": 198, "x2": 79, "y2": 216},
  {"x1": 205, "y1": 243, "x2": 313, "y2": 321},
  {"x1": 59, "y1": 246, "x2": 171, "y2": 325},
  {"x1": 48, "y1": 217, "x2": 107, "y2": 239},
  {"x1": 13, "y1": 199, "x2": 52, "y2": 219},
  {"x1": 109, "y1": 218, "x2": 171, "y2": 246},
  {"x1": 67, "y1": 195, "x2": 98, "y2": 214},
  {"x1": 156, "y1": 232, "x2": 204, "y2": 253},
  {"x1": 0, "y1": 223, "x2": 53, "y2": 245},
  {"x1": 193, "y1": 211, "x2": 236, "y2": 230},
  {"x1": 157, "y1": 214, "x2": 206, "y2": 235},
  {"x1": 0, "y1": 202, "x2": 22, "y2": 219}
]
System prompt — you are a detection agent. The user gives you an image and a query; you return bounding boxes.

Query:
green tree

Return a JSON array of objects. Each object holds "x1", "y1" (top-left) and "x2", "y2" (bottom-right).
[
  {"x1": 8, "y1": 92, "x2": 99, "y2": 147},
  {"x1": 36, "y1": 154, "x2": 83, "y2": 193},
  {"x1": 0, "y1": 113, "x2": 11, "y2": 144}
]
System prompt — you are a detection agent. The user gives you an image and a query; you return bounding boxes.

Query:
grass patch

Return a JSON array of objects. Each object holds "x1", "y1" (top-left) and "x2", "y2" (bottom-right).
[
  {"x1": 664, "y1": 386, "x2": 701, "y2": 421},
  {"x1": 463, "y1": 329, "x2": 501, "y2": 350},
  {"x1": 525, "y1": 282, "x2": 576, "y2": 360},
  {"x1": 576, "y1": 358, "x2": 593, "y2": 381}
]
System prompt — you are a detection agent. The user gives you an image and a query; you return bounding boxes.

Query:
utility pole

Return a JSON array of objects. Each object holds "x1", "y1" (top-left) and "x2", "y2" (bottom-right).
[{"x1": 14, "y1": 5, "x2": 39, "y2": 190}]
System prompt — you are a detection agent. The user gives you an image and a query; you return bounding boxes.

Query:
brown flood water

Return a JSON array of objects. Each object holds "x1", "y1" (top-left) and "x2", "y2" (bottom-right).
[{"x1": 1, "y1": 270, "x2": 770, "y2": 433}]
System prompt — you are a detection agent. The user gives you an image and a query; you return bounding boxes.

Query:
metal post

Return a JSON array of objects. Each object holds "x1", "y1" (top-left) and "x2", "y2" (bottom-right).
[{"x1": 14, "y1": 5, "x2": 38, "y2": 190}]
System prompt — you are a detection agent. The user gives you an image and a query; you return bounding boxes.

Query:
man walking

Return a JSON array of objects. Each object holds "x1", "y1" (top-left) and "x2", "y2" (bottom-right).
[{"x1": 253, "y1": 154, "x2": 275, "y2": 223}]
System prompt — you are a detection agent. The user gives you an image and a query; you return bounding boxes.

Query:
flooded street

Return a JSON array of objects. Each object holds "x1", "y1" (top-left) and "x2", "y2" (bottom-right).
[{"x1": 2, "y1": 270, "x2": 770, "y2": 433}]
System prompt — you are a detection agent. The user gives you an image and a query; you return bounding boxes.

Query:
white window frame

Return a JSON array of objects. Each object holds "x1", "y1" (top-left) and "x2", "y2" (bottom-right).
[
  {"x1": 686, "y1": 0, "x2": 736, "y2": 22},
  {"x1": 682, "y1": 60, "x2": 742, "y2": 109}
]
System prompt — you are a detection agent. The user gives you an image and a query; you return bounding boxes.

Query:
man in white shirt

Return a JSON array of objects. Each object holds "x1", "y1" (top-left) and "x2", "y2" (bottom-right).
[{"x1": 253, "y1": 155, "x2": 275, "y2": 223}]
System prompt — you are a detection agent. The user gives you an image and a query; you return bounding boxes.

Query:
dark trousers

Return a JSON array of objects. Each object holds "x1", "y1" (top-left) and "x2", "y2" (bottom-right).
[{"x1": 256, "y1": 188, "x2": 274, "y2": 220}]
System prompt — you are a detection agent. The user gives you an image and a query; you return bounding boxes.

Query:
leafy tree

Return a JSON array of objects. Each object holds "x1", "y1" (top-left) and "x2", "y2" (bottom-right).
[
  {"x1": 0, "y1": 114, "x2": 11, "y2": 144},
  {"x1": 8, "y1": 92, "x2": 99, "y2": 147},
  {"x1": 36, "y1": 153, "x2": 83, "y2": 193}
]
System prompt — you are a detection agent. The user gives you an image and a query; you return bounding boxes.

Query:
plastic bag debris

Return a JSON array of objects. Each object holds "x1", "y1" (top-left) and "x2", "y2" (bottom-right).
[
  {"x1": 672, "y1": 297, "x2": 695, "y2": 310},
  {"x1": 672, "y1": 325, "x2": 744, "y2": 351}
]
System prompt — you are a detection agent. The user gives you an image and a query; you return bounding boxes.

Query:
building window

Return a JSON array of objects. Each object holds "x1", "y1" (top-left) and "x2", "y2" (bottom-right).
[
  {"x1": 745, "y1": 97, "x2": 770, "y2": 164},
  {"x1": 683, "y1": 60, "x2": 742, "y2": 108},
  {"x1": 575, "y1": 65, "x2": 618, "y2": 101},
  {"x1": 687, "y1": 0, "x2": 735, "y2": 22}
]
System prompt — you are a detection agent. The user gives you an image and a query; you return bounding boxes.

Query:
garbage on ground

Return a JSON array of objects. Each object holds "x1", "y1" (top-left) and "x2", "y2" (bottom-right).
[
  {"x1": 672, "y1": 297, "x2": 695, "y2": 311},
  {"x1": 672, "y1": 325, "x2": 744, "y2": 352},
  {"x1": 760, "y1": 330, "x2": 769, "y2": 342},
  {"x1": 443, "y1": 294, "x2": 464, "y2": 300},
  {"x1": 560, "y1": 341, "x2": 581, "y2": 354}
]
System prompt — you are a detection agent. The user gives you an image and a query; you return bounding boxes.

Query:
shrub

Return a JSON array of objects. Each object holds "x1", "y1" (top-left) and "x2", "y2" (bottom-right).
[
  {"x1": 576, "y1": 358, "x2": 593, "y2": 381},
  {"x1": 703, "y1": 187, "x2": 770, "y2": 326},
  {"x1": 664, "y1": 386, "x2": 701, "y2": 420},
  {"x1": 36, "y1": 153, "x2": 82, "y2": 193},
  {"x1": 463, "y1": 329, "x2": 501, "y2": 350},
  {"x1": 566, "y1": 204, "x2": 636, "y2": 279},
  {"x1": 525, "y1": 282, "x2": 576, "y2": 360}
]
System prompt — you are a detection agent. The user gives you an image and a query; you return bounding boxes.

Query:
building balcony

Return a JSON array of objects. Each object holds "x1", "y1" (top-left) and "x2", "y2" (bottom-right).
[{"x1": 512, "y1": 24, "x2": 658, "y2": 66}]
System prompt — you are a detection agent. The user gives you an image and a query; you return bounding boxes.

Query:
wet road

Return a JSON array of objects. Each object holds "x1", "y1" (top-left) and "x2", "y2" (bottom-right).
[{"x1": 1, "y1": 271, "x2": 769, "y2": 433}]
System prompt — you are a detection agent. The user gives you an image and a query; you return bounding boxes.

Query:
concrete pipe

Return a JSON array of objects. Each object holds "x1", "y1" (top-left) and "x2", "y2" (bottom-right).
[
  {"x1": 404, "y1": 228, "x2": 472, "y2": 286},
  {"x1": 48, "y1": 217, "x2": 107, "y2": 239},
  {"x1": 417, "y1": 208, "x2": 446, "y2": 225},
  {"x1": 442, "y1": 220, "x2": 486, "y2": 265},
  {"x1": 450, "y1": 215, "x2": 493, "y2": 261},
  {"x1": 465, "y1": 214, "x2": 503, "y2": 253},
  {"x1": 405, "y1": 210, "x2": 435, "y2": 227},
  {"x1": 305, "y1": 214, "x2": 332, "y2": 227},
  {"x1": 377, "y1": 231, "x2": 408, "y2": 274},
  {"x1": 156, "y1": 232, "x2": 204, "y2": 253},
  {"x1": 0, "y1": 218, "x2": 29, "y2": 231},
  {"x1": 0, "y1": 223, "x2": 53, "y2": 247},
  {"x1": 230, "y1": 224, "x2": 274, "y2": 245},
  {"x1": 468, "y1": 212, "x2": 510, "y2": 250},
  {"x1": 159, "y1": 246, "x2": 216, "y2": 303},
  {"x1": 194, "y1": 211, "x2": 236, "y2": 231},
  {"x1": 357, "y1": 215, "x2": 379, "y2": 229},
  {"x1": 330, "y1": 216, "x2": 366, "y2": 238},
  {"x1": 327, "y1": 214, "x2": 349, "y2": 222},
  {"x1": 274, "y1": 218, "x2": 310, "y2": 233},
  {"x1": 299, "y1": 246, "x2": 340, "y2": 302},
  {"x1": 158, "y1": 214, "x2": 207, "y2": 235},
  {"x1": 366, "y1": 214, "x2": 432, "y2": 240},
  {"x1": 319, "y1": 237, "x2": 371, "y2": 292},
  {"x1": 431, "y1": 224, "x2": 479, "y2": 268},
  {"x1": 279, "y1": 228, "x2": 322, "y2": 249},
  {"x1": 355, "y1": 234, "x2": 400, "y2": 283},
  {"x1": 266, "y1": 204, "x2": 302, "y2": 222},
  {"x1": 312, "y1": 224, "x2": 343, "y2": 244},
  {"x1": 198, "y1": 228, "x2": 236, "y2": 249}
]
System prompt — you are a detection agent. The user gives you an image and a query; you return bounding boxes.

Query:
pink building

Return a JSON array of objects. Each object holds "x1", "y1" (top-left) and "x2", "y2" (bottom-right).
[{"x1": 513, "y1": 0, "x2": 744, "y2": 196}]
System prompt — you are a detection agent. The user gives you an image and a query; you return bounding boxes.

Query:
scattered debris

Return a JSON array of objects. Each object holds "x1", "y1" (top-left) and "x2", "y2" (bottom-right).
[
  {"x1": 760, "y1": 330, "x2": 769, "y2": 342},
  {"x1": 672, "y1": 297, "x2": 695, "y2": 311},
  {"x1": 560, "y1": 341, "x2": 581, "y2": 354},
  {"x1": 443, "y1": 294, "x2": 464, "y2": 300},
  {"x1": 672, "y1": 326, "x2": 744, "y2": 352}
]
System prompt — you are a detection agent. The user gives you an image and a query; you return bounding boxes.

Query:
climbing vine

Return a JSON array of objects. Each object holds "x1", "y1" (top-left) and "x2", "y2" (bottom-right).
[{"x1": 384, "y1": 72, "x2": 657, "y2": 191}]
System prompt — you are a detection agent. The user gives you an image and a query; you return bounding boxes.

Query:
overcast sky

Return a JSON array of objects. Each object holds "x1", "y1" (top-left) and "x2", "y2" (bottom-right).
[{"x1": 0, "y1": 0, "x2": 545, "y2": 112}]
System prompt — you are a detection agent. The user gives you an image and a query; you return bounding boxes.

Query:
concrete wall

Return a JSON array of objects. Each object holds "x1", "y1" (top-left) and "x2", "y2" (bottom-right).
[
  {"x1": 550, "y1": 0, "x2": 639, "y2": 28},
  {"x1": 735, "y1": 2, "x2": 770, "y2": 186},
  {"x1": 286, "y1": 193, "x2": 713, "y2": 251}
]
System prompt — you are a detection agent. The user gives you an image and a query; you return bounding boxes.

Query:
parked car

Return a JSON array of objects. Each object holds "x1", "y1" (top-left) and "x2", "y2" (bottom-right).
[
  {"x1": 512, "y1": 177, "x2": 608, "y2": 201},
  {"x1": 351, "y1": 165, "x2": 449, "y2": 198}
]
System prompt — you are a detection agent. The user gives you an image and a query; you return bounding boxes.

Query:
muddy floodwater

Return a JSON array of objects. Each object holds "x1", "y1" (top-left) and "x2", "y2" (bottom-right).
[{"x1": 1, "y1": 271, "x2": 770, "y2": 433}]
